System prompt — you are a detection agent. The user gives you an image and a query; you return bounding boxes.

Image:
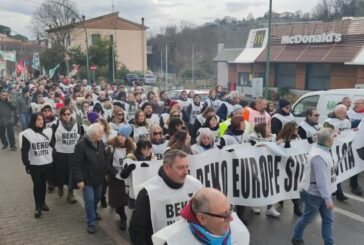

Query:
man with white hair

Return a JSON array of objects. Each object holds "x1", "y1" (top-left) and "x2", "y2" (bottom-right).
[
  {"x1": 152, "y1": 188, "x2": 250, "y2": 245},
  {"x1": 325, "y1": 104, "x2": 351, "y2": 201},
  {"x1": 243, "y1": 97, "x2": 271, "y2": 134},
  {"x1": 347, "y1": 98, "x2": 364, "y2": 196},
  {"x1": 216, "y1": 91, "x2": 243, "y2": 121},
  {"x1": 71, "y1": 123, "x2": 117, "y2": 234},
  {"x1": 292, "y1": 128, "x2": 336, "y2": 245}
]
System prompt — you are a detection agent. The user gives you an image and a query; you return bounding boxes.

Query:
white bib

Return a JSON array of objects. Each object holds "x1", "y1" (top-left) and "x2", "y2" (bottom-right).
[
  {"x1": 300, "y1": 145, "x2": 336, "y2": 193},
  {"x1": 133, "y1": 125, "x2": 150, "y2": 142},
  {"x1": 54, "y1": 121, "x2": 80, "y2": 154},
  {"x1": 112, "y1": 147, "x2": 127, "y2": 180},
  {"x1": 152, "y1": 141, "x2": 169, "y2": 160},
  {"x1": 144, "y1": 175, "x2": 202, "y2": 233},
  {"x1": 22, "y1": 128, "x2": 53, "y2": 166},
  {"x1": 271, "y1": 113, "x2": 295, "y2": 126},
  {"x1": 152, "y1": 213, "x2": 250, "y2": 245},
  {"x1": 325, "y1": 118, "x2": 351, "y2": 132},
  {"x1": 189, "y1": 103, "x2": 203, "y2": 125},
  {"x1": 298, "y1": 120, "x2": 322, "y2": 139},
  {"x1": 146, "y1": 114, "x2": 160, "y2": 126}
]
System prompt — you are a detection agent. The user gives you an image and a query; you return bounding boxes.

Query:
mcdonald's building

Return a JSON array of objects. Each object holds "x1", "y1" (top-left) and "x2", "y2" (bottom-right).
[{"x1": 214, "y1": 18, "x2": 364, "y2": 94}]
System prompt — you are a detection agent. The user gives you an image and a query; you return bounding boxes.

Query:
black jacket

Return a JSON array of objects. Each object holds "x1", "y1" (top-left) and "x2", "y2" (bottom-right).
[
  {"x1": 129, "y1": 167, "x2": 184, "y2": 245},
  {"x1": 70, "y1": 136, "x2": 117, "y2": 187}
]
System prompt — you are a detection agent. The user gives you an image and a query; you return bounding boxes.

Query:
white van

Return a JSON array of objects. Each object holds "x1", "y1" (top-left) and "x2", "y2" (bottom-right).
[{"x1": 292, "y1": 89, "x2": 364, "y2": 124}]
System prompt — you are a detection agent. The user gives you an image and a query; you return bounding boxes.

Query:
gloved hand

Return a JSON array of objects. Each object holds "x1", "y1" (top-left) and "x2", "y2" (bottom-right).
[
  {"x1": 25, "y1": 165, "x2": 31, "y2": 174},
  {"x1": 120, "y1": 164, "x2": 136, "y2": 179}
]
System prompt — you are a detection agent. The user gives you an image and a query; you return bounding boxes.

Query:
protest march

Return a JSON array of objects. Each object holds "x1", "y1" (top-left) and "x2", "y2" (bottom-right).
[{"x1": 1, "y1": 73, "x2": 364, "y2": 245}]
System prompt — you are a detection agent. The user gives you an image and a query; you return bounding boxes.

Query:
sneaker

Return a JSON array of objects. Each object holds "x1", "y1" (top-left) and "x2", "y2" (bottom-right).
[
  {"x1": 292, "y1": 238, "x2": 305, "y2": 245},
  {"x1": 336, "y1": 193, "x2": 348, "y2": 201},
  {"x1": 10, "y1": 146, "x2": 16, "y2": 151},
  {"x1": 34, "y1": 208, "x2": 42, "y2": 218},
  {"x1": 2, "y1": 145, "x2": 8, "y2": 150},
  {"x1": 42, "y1": 204, "x2": 50, "y2": 212},
  {"x1": 351, "y1": 186, "x2": 363, "y2": 196},
  {"x1": 266, "y1": 206, "x2": 280, "y2": 218},
  {"x1": 252, "y1": 207, "x2": 261, "y2": 214},
  {"x1": 87, "y1": 225, "x2": 96, "y2": 234}
]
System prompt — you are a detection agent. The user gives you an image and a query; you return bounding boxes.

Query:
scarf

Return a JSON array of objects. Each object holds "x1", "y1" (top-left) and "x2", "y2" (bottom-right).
[
  {"x1": 60, "y1": 118, "x2": 75, "y2": 131},
  {"x1": 188, "y1": 222, "x2": 231, "y2": 245}
]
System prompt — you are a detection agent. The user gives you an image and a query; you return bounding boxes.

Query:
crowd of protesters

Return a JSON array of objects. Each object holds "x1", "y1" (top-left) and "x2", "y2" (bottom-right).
[{"x1": 1, "y1": 75, "x2": 364, "y2": 244}]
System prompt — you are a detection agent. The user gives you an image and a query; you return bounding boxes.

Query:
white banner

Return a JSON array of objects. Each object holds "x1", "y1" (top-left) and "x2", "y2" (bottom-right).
[{"x1": 129, "y1": 124, "x2": 364, "y2": 206}]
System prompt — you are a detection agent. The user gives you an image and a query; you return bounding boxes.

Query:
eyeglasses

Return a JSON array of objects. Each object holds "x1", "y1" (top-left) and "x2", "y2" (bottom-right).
[
  {"x1": 198, "y1": 206, "x2": 235, "y2": 222},
  {"x1": 153, "y1": 132, "x2": 163, "y2": 135}
]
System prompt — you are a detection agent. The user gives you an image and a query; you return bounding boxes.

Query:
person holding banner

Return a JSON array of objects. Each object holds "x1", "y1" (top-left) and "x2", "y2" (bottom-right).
[
  {"x1": 298, "y1": 108, "x2": 322, "y2": 143},
  {"x1": 129, "y1": 149, "x2": 202, "y2": 245},
  {"x1": 292, "y1": 128, "x2": 336, "y2": 245},
  {"x1": 276, "y1": 122, "x2": 303, "y2": 216},
  {"x1": 347, "y1": 98, "x2": 364, "y2": 196},
  {"x1": 191, "y1": 128, "x2": 215, "y2": 154},
  {"x1": 325, "y1": 104, "x2": 351, "y2": 201},
  {"x1": 271, "y1": 99, "x2": 295, "y2": 135},
  {"x1": 152, "y1": 188, "x2": 250, "y2": 245}
]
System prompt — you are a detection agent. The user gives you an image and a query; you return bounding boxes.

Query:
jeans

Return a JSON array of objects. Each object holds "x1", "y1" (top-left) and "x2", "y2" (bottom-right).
[
  {"x1": 0, "y1": 123, "x2": 15, "y2": 148},
  {"x1": 30, "y1": 164, "x2": 52, "y2": 209},
  {"x1": 293, "y1": 190, "x2": 334, "y2": 245},
  {"x1": 20, "y1": 112, "x2": 30, "y2": 131},
  {"x1": 83, "y1": 185, "x2": 102, "y2": 227}
]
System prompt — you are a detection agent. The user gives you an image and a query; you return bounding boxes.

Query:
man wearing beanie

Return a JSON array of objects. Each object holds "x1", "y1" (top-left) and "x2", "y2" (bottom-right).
[
  {"x1": 141, "y1": 101, "x2": 160, "y2": 126},
  {"x1": 80, "y1": 112, "x2": 100, "y2": 136},
  {"x1": 271, "y1": 99, "x2": 295, "y2": 135}
]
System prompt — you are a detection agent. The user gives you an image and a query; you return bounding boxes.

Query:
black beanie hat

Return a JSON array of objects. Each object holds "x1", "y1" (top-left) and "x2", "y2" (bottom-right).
[{"x1": 278, "y1": 99, "x2": 290, "y2": 109}]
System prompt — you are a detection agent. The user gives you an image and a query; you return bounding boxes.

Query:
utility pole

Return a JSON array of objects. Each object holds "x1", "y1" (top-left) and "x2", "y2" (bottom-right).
[
  {"x1": 165, "y1": 41, "x2": 172, "y2": 90},
  {"x1": 192, "y1": 44, "x2": 195, "y2": 84},
  {"x1": 264, "y1": 0, "x2": 273, "y2": 99}
]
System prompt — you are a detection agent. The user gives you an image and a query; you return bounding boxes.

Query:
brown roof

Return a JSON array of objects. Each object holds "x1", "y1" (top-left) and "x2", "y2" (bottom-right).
[
  {"x1": 256, "y1": 19, "x2": 364, "y2": 63},
  {"x1": 47, "y1": 12, "x2": 146, "y2": 33}
]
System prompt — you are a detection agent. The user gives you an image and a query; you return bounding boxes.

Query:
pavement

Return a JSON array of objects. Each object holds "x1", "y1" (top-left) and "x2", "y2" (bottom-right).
[{"x1": 1, "y1": 140, "x2": 364, "y2": 245}]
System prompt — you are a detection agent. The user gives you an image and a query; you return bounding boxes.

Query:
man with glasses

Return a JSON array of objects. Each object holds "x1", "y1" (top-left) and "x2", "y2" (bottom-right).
[
  {"x1": 129, "y1": 149, "x2": 202, "y2": 245},
  {"x1": 152, "y1": 188, "x2": 250, "y2": 245},
  {"x1": 298, "y1": 108, "x2": 322, "y2": 143},
  {"x1": 271, "y1": 99, "x2": 295, "y2": 135}
]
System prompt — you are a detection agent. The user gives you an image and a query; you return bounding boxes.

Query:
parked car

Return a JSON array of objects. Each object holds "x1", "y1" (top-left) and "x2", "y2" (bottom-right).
[
  {"x1": 292, "y1": 89, "x2": 364, "y2": 124},
  {"x1": 124, "y1": 74, "x2": 139, "y2": 86},
  {"x1": 167, "y1": 89, "x2": 209, "y2": 101}
]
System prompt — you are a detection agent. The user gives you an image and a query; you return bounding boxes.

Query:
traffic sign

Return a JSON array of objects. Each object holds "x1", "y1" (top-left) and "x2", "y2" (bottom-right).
[{"x1": 90, "y1": 65, "x2": 97, "y2": 71}]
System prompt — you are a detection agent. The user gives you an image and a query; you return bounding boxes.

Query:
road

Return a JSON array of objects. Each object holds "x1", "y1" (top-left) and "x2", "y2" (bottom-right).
[{"x1": 1, "y1": 145, "x2": 364, "y2": 244}]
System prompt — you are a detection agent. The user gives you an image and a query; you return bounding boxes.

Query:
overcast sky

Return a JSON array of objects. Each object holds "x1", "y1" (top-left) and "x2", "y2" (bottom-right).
[{"x1": 1, "y1": 0, "x2": 319, "y2": 39}]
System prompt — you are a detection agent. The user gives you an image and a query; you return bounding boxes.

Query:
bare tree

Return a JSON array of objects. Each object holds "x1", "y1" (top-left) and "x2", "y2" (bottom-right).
[
  {"x1": 312, "y1": 0, "x2": 334, "y2": 20},
  {"x1": 31, "y1": 0, "x2": 79, "y2": 50}
]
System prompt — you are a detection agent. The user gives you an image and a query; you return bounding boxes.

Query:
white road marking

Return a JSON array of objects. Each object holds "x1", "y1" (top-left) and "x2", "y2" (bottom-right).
[
  {"x1": 334, "y1": 207, "x2": 364, "y2": 224},
  {"x1": 344, "y1": 193, "x2": 364, "y2": 203}
]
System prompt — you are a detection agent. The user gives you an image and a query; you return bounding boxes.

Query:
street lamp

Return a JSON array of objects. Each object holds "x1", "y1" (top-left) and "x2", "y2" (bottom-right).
[
  {"x1": 165, "y1": 41, "x2": 173, "y2": 90},
  {"x1": 49, "y1": 1, "x2": 90, "y2": 82},
  {"x1": 264, "y1": 0, "x2": 273, "y2": 99}
]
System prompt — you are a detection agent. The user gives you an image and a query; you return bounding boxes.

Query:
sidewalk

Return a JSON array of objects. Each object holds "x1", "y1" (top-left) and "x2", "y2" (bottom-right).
[{"x1": 0, "y1": 148, "x2": 128, "y2": 245}]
